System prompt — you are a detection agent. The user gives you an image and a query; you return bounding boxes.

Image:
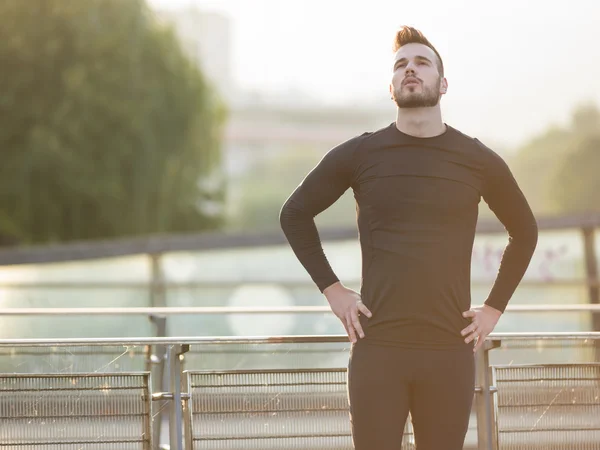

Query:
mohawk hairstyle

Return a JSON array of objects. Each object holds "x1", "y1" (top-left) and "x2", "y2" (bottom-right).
[{"x1": 392, "y1": 26, "x2": 444, "y2": 76}]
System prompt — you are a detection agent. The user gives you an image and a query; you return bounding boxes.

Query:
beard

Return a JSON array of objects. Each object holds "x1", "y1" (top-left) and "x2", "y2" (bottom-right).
[{"x1": 393, "y1": 77, "x2": 441, "y2": 108}]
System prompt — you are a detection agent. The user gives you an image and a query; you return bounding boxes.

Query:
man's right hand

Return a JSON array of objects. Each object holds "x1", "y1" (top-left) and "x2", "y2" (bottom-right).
[{"x1": 323, "y1": 282, "x2": 372, "y2": 343}]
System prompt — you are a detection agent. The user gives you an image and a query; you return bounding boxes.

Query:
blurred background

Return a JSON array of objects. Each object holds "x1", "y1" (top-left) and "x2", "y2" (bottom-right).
[{"x1": 0, "y1": 0, "x2": 599, "y2": 339}]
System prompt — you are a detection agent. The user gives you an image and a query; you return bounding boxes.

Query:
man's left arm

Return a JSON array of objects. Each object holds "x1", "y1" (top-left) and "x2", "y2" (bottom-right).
[{"x1": 462, "y1": 143, "x2": 539, "y2": 351}]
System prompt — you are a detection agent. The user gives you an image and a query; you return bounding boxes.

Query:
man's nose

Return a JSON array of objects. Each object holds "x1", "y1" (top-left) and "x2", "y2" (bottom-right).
[{"x1": 405, "y1": 63, "x2": 417, "y2": 74}]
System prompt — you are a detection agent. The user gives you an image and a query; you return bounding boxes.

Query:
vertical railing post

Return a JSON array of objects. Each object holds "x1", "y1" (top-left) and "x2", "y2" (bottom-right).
[
  {"x1": 182, "y1": 364, "x2": 194, "y2": 450},
  {"x1": 168, "y1": 344, "x2": 189, "y2": 450},
  {"x1": 149, "y1": 253, "x2": 168, "y2": 449},
  {"x1": 582, "y1": 228, "x2": 600, "y2": 356},
  {"x1": 143, "y1": 373, "x2": 153, "y2": 450},
  {"x1": 475, "y1": 339, "x2": 500, "y2": 450},
  {"x1": 148, "y1": 317, "x2": 167, "y2": 450}
]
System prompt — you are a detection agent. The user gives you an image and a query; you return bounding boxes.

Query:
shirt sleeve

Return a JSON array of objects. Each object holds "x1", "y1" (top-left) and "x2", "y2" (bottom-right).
[
  {"x1": 279, "y1": 135, "x2": 364, "y2": 292},
  {"x1": 478, "y1": 140, "x2": 539, "y2": 312}
]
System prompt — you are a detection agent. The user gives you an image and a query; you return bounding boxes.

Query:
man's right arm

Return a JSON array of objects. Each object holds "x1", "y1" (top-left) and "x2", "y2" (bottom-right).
[
  {"x1": 279, "y1": 136, "x2": 362, "y2": 292},
  {"x1": 280, "y1": 135, "x2": 374, "y2": 342}
]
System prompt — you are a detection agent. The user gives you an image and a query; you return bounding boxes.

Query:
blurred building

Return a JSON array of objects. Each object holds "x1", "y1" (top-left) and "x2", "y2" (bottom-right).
[
  {"x1": 155, "y1": 6, "x2": 234, "y2": 102},
  {"x1": 152, "y1": 5, "x2": 391, "y2": 164},
  {"x1": 151, "y1": 5, "x2": 392, "y2": 225}
]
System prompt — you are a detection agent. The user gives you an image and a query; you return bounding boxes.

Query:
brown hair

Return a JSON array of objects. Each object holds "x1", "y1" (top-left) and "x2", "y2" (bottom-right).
[{"x1": 392, "y1": 26, "x2": 444, "y2": 76}]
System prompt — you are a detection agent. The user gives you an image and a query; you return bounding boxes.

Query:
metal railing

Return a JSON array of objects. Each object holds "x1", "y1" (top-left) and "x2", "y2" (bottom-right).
[
  {"x1": 0, "y1": 216, "x2": 597, "y2": 448},
  {"x1": 2, "y1": 304, "x2": 600, "y2": 316},
  {"x1": 1, "y1": 304, "x2": 600, "y2": 448},
  {"x1": 0, "y1": 214, "x2": 598, "y2": 338},
  {"x1": 0, "y1": 212, "x2": 598, "y2": 266},
  {"x1": 493, "y1": 363, "x2": 600, "y2": 449},
  {"x1": 1, "y1": 333, "x2": 600, "y2": 450},
  {"x1": 0, "y1": 373, "x2": 152, "y2": 449}
]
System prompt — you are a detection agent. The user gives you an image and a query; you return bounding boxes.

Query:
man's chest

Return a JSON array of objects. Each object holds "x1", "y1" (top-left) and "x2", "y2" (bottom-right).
[{"x1": 353, "y1": 149, "x2": 484, "y2": 217}]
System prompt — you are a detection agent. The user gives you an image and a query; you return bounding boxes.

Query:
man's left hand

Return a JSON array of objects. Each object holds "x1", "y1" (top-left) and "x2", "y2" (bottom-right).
[{"x1": 461, "y1": 305, "x2": 502, "y2": 353}]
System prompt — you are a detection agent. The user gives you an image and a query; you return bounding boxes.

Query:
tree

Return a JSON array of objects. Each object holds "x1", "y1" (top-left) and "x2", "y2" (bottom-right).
[
  {"x1": 0, "y1": 0, "x2": 226, "y2": 245},
  {"x1": 226, "y1": 148, "x2": 357, "y2": 231},
  {"x1": 511, "y1": 103, "x2": 600, "y2": 215},
  {"x1": 549, "y1": 134, "x2": 600, "y2": 213},
  {"x1": 571, "y1": 104, "x2": 600, "y2": 135},
  {"x1": 510, "y1": 127, "x2": 573, "y2": 215}
]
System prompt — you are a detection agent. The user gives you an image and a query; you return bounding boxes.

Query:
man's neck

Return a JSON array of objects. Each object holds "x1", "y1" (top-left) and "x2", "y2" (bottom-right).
[{"x1": 395, "y1": 107, "x2": 446, "y2": 138}]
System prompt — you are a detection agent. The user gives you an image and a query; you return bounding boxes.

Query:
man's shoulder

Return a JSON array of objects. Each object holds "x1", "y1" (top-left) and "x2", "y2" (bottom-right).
[
  {"x1": 447, "y1": 125, "x2": 483, "y2": 147},
  {"x1": 329, "y1": 123, "x2": 393, "y2": 157},
  {"x1": 447, "y1": 125, "x2": 505, "y2": 163}
]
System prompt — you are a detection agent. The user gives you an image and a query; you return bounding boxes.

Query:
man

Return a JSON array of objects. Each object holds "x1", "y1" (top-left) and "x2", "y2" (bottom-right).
[{"x1": 279, "y1": 26, "x2": 538, "y2": 450}]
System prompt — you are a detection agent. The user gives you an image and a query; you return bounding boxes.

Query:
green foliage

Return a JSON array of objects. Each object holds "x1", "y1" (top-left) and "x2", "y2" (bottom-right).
[
  {"x1": 511, "y1": 103, "x2": 600, "y2": 215},
  {"x1": 509, "y1": 127, "x2": 572, "y2": 213},
  {"x1": 549, "y1": 134, "x2": 600, "y2": 213},
  {"x1": 226, "y1": 148, "x2": 356, "y2": 231},
  {"x1": 0, "y1": 0, "x2": 226, "y2": 245}
]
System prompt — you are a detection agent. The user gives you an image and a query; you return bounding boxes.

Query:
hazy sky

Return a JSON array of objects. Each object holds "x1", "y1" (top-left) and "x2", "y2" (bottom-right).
[{"x1": 149, "y1": 0, "x2": 600, "y2": 148}]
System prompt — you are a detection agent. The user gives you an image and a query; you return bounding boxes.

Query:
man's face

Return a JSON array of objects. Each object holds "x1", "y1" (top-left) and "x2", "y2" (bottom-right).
[{"x1": 390, "y1": 43, "x2": 447, "y2": 108}]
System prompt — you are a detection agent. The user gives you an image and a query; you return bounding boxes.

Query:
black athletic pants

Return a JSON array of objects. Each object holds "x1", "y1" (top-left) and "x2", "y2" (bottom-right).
[{"x1": 347, "y1": 340, "x2": 475, "y2": 450}]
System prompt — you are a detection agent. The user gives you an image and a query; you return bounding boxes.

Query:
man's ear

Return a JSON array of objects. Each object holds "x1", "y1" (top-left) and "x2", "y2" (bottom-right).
[{"x1": 440, "y1": 78, "x2": 448, "y2": 94}]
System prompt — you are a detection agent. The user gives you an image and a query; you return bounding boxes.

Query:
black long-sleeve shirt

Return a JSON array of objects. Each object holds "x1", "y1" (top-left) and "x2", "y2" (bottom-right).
[{"x1": 280, "y1": 122, "x2": 538, "y2": 349}]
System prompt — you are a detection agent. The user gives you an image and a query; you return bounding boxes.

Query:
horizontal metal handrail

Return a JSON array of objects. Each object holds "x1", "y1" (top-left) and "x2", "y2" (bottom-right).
[
  {"x1": 2, "y1": 304, "x2": 600, "y2": 316},
  {"x1": 0, "y1": 214, "x2": 597, "y2": 267},
  {"x1": 1, "y1": 332, "x2": 600, "y2": 347},
  {"x1": 0, "y1": 279, "x2": 596, "y2": 289},
  {"x1": 0, "y1": 306, "x2": 329, "y2": 315}
]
